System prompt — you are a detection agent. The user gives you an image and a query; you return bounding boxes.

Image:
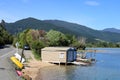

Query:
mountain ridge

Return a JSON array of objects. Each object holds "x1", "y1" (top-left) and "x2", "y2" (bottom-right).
[
  {"x1": 103, "y1": 28, "x2": 120, "y2": 33},
  {"x1": 4, "y1": 17, "x2": 120, "y2": 42}
]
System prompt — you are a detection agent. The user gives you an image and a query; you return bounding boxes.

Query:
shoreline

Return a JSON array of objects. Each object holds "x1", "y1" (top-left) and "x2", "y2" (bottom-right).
[
  {"x1": 22, "y1": 50, "x2": 55, "y2": 80},
  {"x1": 21, "y1": 48, "x2": 108, "y2": 80},
  {"x1": 22, "y1": 59, "x2": 55, "y2": 80}
]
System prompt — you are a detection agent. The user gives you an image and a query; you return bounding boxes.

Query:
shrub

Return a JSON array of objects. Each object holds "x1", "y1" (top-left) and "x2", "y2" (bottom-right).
[{"x1": 31, "y1": 41, "x2": 45, "y2": 60}]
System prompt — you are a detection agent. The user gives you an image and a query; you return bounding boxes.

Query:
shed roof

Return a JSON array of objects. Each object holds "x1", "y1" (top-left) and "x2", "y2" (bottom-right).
[{"x1": 41, "y1": 47, "x2": 70, "y2": 51}]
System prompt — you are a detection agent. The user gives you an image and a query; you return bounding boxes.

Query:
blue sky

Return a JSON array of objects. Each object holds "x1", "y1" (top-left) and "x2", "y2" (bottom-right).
[{"x1": 0, "y1": 0, "x2": 120, "y2": 30}]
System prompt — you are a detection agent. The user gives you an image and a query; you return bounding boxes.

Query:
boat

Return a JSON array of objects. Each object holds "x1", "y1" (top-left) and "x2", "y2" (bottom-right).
[
  {"x1": 71, "y1": 61, "x2": 91, "y2": 66},
  {"x1": 10, "y1": 56, "x2": 24, "y2": 69}
]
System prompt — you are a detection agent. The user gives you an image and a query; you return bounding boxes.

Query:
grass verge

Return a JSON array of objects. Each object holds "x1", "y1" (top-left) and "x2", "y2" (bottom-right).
[{"x1": 32, "y1": 49, "x2": 41, "y2": 60}]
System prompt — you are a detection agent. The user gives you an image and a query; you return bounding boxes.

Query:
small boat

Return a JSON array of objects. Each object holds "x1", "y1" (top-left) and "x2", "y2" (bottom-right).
[
  {"x1": 16, "y1": 70, "x2": 22, "y2": 76},
  {"x1": 77, "y1": 58, "x2": 96, "y2": 63},
  {"x1": 10, "y1": 56, "x2": 24, "y2": 69},
  {"x1": 71, "y1": 61, "x2": 90, "y2": 66}
]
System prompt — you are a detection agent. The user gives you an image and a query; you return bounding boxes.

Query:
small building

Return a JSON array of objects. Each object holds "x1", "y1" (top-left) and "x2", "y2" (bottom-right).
[{"x1": 41, "y1": 47, "x2": 77, "y2": 64}]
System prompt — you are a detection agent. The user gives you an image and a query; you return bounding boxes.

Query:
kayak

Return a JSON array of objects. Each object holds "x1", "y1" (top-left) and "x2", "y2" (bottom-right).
[{"x1": 10, "y1": 56, "x2": 23, "y2": 69}]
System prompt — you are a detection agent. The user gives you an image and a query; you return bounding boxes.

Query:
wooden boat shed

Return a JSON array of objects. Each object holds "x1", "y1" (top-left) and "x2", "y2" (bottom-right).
[{"x1": 41, "y1": 47, "x2": 77, "y2": 64}]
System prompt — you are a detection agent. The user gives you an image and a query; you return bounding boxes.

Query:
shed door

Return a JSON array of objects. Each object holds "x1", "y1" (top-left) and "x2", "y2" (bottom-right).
[
  {"x1": 67, "y1": 50, "x2": 74, "y2": 62},
  {"x1": 73, "y1": 51, "x2": 77, "y2": 60}
]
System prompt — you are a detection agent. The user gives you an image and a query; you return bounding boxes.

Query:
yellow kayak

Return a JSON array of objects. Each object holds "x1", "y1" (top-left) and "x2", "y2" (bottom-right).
[{"x1": 10, "y1": 56, "x2": 23, "y2": 69}]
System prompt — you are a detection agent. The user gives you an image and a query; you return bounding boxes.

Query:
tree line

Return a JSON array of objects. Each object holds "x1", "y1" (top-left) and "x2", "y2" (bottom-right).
[
  {"x1": 15, "y1": 29, "x2": 120, "y2": 59},
  {"x1": 0, "y1": 20, "x2": 13, "y2": 46},
  {"x1": 0, "y1": 19, "x2": 120, "y2": 59},
  {"x1": 13, "y1": 29, "x2": 86, "y2": 59},
  {"x1": 87, "y1": 41, "x2": 120, "y2": 48}
]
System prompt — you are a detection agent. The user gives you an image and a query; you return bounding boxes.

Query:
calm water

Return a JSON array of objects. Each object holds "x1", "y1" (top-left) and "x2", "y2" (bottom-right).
[{"x1": 37, "y1": 48, "x2": 120, "y2": 80}]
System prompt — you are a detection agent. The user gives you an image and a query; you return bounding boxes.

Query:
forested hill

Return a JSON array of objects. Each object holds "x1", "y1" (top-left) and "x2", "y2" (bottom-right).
[
  {"x1": 103, "y1": 28, "x2": 120, "y2": 33},
  {"x1": 4, "y1": 17, "x2": 120, "y2": 42},
  {"x1": 44, "y1": 20, "x2": 120, "y2": 42},
  {"x1": 5, "y1": 18, "x2": 72, "y2": 35}
]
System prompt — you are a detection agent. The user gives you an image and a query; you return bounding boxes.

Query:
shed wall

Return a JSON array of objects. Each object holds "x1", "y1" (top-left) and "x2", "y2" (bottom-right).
[{"x1": 42, "y1": 50, "x2": 67, "y2": 63}]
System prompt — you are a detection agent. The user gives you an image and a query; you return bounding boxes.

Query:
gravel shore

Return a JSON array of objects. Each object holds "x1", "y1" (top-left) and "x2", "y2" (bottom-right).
[{"x1": 22, "y1": 50, "x2": 55, "y2": 80}]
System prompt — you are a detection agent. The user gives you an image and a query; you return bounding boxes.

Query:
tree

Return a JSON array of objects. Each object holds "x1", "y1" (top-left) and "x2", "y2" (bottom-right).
[
  {"x1": 46, "y1": 30, "x2": 68, "y2": 46},
  {"x1": 65, "y1": 34, "x2": 77, "y2": 46},
  {"x1": 18, "y1": 29, "x2": 30, "y2": 48},
  {"x1": 38, "y1": 30, "x2": 46, "y2": 38},
  {"x1": 1, "y1": 20, "x2": 6, "y2": 30},
  {"x1": 31, "y1": 40, "x2": 45, "y2": 59},
  {"x1": 0, "y1": 20, "x2": 13, "y2": 45},
  {"x1": 72, "y1": 37, "x2": 86, "y2": 50},
  {"x1": 26, "y1": 29, "x2": 42, "y2": 42},
  {"x1": 0, "y1": 36, "x2": 5, "y2": 45}
]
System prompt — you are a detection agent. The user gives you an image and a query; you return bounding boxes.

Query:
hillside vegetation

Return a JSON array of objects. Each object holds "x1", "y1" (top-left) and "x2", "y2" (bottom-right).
[
  {"x1": 16, "y1": 29, "x2": 86, "y2": 59},
  {"x1": 103, "y1": 28, "x2": 120, "y2": 33},
  {"x1": 4, "y1": 17, "x2": 120, "y2": 43},
  {"x1": 0, "y1": 20, "x2": 13, "y2": 46}
]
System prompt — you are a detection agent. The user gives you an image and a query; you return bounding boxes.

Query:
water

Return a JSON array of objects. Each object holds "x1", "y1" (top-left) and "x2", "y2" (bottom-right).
[{"x1": 37, "y1": 48, "x2": 120, "y2": 80}]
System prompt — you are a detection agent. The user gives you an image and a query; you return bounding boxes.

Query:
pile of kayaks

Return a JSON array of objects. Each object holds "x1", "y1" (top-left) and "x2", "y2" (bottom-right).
[
  {"x1": 10, "y1": 52, "x2": 32, "y2": 80},
  {"x1": 10, "y1": 53, "x2": 25, "y2": 69},
  {"x1": 10, "y1": 53, "x2": 25, "y2": 78}
]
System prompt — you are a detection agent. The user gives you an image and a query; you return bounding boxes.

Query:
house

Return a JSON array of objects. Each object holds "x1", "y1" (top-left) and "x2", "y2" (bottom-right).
[{"x1": 41, "y1": 47, "x2": 77, "y2": 65}]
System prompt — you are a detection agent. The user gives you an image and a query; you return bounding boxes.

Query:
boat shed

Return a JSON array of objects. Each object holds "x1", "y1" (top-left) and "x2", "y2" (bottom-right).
[{"x1": 41, "y1": 47, "x2": 77, "y2": 64}]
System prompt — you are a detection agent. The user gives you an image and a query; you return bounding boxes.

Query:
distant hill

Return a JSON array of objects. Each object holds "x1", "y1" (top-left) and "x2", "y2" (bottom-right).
[
  {"x1": 44, "y1": 20, "x2": 120, "y2": 42},
  {"x1": 5, "y1": 17, "x2": 72, "y2": 35},
  {"x1": 4, "y1": 17, "x2": 120, "y2": 42},
  {"x1": 103, "y1": 28, "x2": 120, "y2": 33}
]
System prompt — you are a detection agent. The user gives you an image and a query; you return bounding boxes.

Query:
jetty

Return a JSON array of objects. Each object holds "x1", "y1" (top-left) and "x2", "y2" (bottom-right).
[{"x1": 73, "y1": 49, "x2": 96, "y2": 66}]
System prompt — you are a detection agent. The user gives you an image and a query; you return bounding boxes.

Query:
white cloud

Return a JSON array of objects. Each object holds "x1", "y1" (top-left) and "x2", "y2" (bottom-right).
[{"x1": 85, "y1": 1, "x2": 99, "y2": 6}]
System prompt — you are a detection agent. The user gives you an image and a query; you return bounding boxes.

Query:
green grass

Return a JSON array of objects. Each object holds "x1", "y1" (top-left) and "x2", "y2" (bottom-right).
[
  {"x1": 32, "y1": 49, "x2": 41, "y2": 60},
  {"x1": 22, "y1": 77, "x2": 25, "y2": 80}
]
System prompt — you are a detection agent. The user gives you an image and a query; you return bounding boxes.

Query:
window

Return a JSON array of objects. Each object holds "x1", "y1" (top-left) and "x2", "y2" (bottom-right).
[{"x1": 59, "y1": 53, "x2": 64, "y2": 58}]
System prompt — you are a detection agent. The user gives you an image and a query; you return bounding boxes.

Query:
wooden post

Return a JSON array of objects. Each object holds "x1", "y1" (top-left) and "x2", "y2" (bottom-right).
[
  {"x1": 20, "y1": 46, "x2": 24, "y2": 62},
  {"x1": 65, "y1": 62, "x2": 67, "y2": 66},
  {"x1": 59, "y1": 62, "x2": 60, "y2": 66}
]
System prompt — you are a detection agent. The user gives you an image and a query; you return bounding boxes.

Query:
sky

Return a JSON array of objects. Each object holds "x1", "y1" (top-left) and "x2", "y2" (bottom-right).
[{"x1": 0, "y1": 0, "x2": 120, "y2": 30}]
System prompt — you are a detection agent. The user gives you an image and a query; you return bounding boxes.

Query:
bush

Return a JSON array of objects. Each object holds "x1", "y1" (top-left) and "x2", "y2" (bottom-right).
[
  {"x1": 31, "y1": 41, "x2": 45, "y2": 60},
  {"x1": 46, "y1": 30, "x2": 69, "y2": 46},
  {"x1": 0, "y1": 36, "x2": 5, "y2": 45},
  {"x1": 72, "y1": 41, "x2": 86, "y2": 50}
]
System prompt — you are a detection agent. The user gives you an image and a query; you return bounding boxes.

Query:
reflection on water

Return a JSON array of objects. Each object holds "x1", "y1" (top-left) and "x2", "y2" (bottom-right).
[{"x1": 36, "y1": 48, "x2": 120, "y2": 80}]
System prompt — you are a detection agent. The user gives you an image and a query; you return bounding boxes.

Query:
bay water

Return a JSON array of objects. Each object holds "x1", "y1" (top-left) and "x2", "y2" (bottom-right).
[{"x1": 37, "y1": 48, "x2": 120, "y2": 80}]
